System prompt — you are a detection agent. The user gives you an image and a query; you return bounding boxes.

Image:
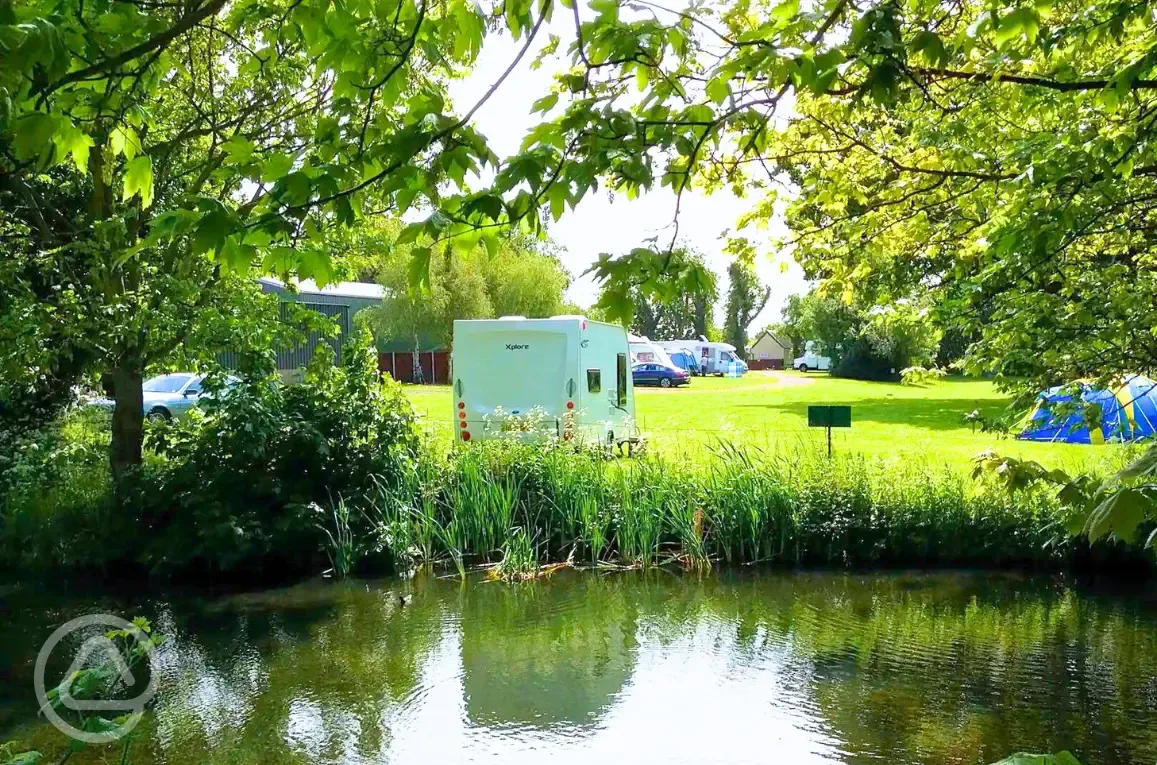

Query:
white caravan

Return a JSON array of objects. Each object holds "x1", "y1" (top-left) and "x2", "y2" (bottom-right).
[
  {"x1": 793, "y1": 341, "x2": 832, "y2": 372},
  {"x1": 628, "y1": 334, "x2": 675, "y2": 367},
  {"x1": 451, "y1": 316, "x2": 636, "y2": 446},
  {"x1": 658, "y1": 337, "x2": 747, "y2": 376}
]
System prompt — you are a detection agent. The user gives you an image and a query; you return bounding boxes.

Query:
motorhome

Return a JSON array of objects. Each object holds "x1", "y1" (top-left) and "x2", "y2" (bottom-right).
[
  {"x1": 658, "y1": 338, "x2": 747, "y2": 376},
  {"x1": 451, "y1": 316, "x2": 636, "y2": 446},
  {"x1": 793, "y1": 341, "x2": 832, "y2": 372}
]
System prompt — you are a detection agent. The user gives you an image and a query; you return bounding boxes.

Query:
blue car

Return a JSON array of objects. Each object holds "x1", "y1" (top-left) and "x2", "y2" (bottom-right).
[
  {"x1": 632, "y1": 363, "x2": 690, "y2": 388},
  {"x1": 90, "y1": 372, "x2": 240, "y2": 421}
]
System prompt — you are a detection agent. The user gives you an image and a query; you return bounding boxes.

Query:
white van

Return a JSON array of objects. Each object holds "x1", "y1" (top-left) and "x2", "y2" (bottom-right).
[
  {"x1": 451, "y1": 316, "x2": 636, "y2": 446},
  {"x1": 658, "y1": 338, "x2": 747, "y2": 376},
  {"x1": 793, "y1": 341, "x2": 832, "y2": 372}
]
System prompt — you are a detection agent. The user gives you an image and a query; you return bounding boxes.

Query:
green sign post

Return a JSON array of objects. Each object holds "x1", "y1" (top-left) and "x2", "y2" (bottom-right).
[{"x1": 807, "y1": 405, "x2": 852, "y2": 457}]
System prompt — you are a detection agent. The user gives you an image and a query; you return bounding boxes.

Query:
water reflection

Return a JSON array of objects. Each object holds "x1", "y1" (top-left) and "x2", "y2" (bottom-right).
[
  {"x1": 459, "y1": 575, "x2": 637, "y2": 730},
  {"x1": 1, "y1": 572, "x2": 1156, "y2": 764}
]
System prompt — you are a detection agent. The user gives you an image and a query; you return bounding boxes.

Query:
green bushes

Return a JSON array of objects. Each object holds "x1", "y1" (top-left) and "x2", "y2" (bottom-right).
[
  {"x1": 0, "y1": 335, "x2": 421, "y2": 577},
  {"x1": 0, "y1": 406, "x2": 124, "y2": 570},
  {"x1": 129, "y1": 338, "x2": 419, "y2": 576}
]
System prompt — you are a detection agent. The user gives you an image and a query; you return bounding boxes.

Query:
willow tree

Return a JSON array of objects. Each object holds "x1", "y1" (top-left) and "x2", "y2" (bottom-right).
[{"x1": 0, "y1": 0, "x2": 546, "y2": 472}]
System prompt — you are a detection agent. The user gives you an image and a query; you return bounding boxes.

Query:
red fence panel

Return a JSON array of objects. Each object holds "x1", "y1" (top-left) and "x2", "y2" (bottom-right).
[{"x1": 378, "y1": 351, "x2": 449, "y2": 383}]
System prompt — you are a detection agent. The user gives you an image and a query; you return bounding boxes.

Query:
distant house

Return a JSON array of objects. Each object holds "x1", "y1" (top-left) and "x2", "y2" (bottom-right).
[
  {"x1": 747, "y1": 329, "x2": 793, "y2": 370},
  {"x1": 257, "y1": 278, "x2": 448, "y2": 384}
]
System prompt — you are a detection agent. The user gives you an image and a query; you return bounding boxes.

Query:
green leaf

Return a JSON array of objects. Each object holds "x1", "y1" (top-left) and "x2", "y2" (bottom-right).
[
  {"x1": 1084, "y1": 487, "x2": 1153, "y2": 543},
  {"x1": 110, "y1": 124, "x2": 140, "y2": 161},
  {"x1": 221, "y1": 136, "x2": 256, "y2": 165},
  {"x1": 52, "y1": 120, "x2": 94, "y2": 173},
  {"x1": 12, "y1": 112, "x2": 57, "y2": 161},
  {"x1": 548, "y1": 183, "x2": 568, "y2": 221},
  {"x1": 408, "y1": 246, "x2": 432, "y2": 294},
  {"x1": 396, "y1": 222, "x2": 423, "y2": 245},
  {"x1": 531, "y1": 93, "x2": 559, "y2": 113},
  {"x1": 295, "y1": 247, "x2": 334, "y2": 284},
  {"x1": 122, "y1": 155, "x2": 154, "y2": 208},
  {"x1": 994, "y1": 7, "x2": 1039, "y2": 46},
  {"x1": 1116, "y1": 445, "x2": 1157, "y2": 480},
  {"x1": 472, "y1": 193, "x2": 504, "y2": 221},
  {"x1": 910, "y1": 30, "x2": 946, "y2": 65},
  {"x1": 589, "y1": 0, "x2": 618, "y2": 23},
  {"x1": 706, "y1": 75, "x2": 729, "y2": 104},
  {"x1": 770, "y1": 0, "x2": 799, "y2": 24},
  {"x1": 192, "y1": 209, "x2": 233, "y2": 256},
  {"x1": 219, "y1": 237, "x2": 257, "y2": 272},
  {"x1": 482, "y1": 233, "x2": 499, "y2": 258},
  {"x1": 280, "y1": 172, "x2": 313, "y2": 205},
  {"x1": 149, "y1": 209, "x2": 201, "y2": 240},
  {"x1": 261, "y1": 152, "x2": 295, "y2": 183}
]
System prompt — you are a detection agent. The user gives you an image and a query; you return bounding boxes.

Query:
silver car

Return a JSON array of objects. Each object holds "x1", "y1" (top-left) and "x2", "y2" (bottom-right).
[{"x1": 89, "y1": 373, "x2": 240, "y2": 421}]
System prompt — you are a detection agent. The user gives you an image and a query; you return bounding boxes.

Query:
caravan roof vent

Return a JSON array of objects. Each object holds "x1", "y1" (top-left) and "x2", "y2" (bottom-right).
[{"x1": 498, "y1": 315, "x2": 527, "y2": 320}]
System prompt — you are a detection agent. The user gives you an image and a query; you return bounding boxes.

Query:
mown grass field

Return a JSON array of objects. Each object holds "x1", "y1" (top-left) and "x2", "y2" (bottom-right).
[{"x1": 403, "y1": 371, "x2": 1126, "y2": 473}]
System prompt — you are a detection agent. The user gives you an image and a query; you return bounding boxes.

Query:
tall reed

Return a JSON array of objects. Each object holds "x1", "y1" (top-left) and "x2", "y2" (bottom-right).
[{"x1": 359, "y1": 437, "x2": 1123, "y2": 576}]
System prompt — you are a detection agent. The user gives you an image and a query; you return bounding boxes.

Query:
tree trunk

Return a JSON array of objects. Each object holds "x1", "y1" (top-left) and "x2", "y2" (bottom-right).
[
  {"x1": 412, "y1": 335, "x2": 425, "y2": 385},
  {"x1": 693, "y1": 294, "x2": 708, "y2": 339},
  {"x1": 110, "y1": 358, "x2": 145, "y2": 476}
]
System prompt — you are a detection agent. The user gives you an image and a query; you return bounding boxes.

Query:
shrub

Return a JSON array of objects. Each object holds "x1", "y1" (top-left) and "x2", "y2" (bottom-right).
[
  {"x1": 0, "y1": 406, "x2": 128, "y2": 571},
  {"x1": 128, "y1": 333, "x2": 420, "y2": 576},
  {"x1": 900, "y1": 366, "x2": 948, "y2": 386}
]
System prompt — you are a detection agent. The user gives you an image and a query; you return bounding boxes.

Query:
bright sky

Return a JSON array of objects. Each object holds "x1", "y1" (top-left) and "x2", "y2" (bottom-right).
[{"x1": 447, "y1": 27, "x2": 809, "y2": 333}]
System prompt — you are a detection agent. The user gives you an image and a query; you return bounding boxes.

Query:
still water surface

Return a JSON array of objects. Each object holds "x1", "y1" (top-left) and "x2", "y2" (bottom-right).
[{"x1": 2, "y1": 571, "x2": 1157, "y2": 764}]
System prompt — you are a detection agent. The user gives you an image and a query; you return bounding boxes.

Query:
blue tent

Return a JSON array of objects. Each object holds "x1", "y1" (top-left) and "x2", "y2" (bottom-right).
[
  {"x1": 1018, "y1": 375, "x2": 1157, "y2": 443},
  {"x1": 668, "y1": 350, "x2": 700, "y2": 374}
]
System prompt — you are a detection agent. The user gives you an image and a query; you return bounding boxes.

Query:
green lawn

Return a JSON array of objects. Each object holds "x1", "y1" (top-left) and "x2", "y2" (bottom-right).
[{"x1": 402, "y1": 371, "x2": 1126, "y2": 473}]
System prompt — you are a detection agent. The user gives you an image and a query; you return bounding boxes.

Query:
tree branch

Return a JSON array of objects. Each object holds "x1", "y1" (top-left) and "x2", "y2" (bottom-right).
[{"x1": 45, "y1": 0, "x2": 228, "y2": 94}]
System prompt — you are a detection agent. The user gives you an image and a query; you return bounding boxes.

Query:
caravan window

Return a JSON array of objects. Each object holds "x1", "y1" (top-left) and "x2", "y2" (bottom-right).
[
  {"x1": 587, "y1": 368, "x2": 601, "y2": 393},
  {"x1": 616, "y1": 354, "x2": 627, "y2": 407}
]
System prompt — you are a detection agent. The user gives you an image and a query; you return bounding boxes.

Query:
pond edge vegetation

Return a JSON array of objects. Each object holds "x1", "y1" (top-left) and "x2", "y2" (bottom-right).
[{"x1": 1, "y1": 338, "x2": 1151, "y2": 584}]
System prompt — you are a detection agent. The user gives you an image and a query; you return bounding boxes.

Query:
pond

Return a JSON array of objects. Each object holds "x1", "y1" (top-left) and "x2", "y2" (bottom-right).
[{"x1": 2, "y1": 571, "x2": 1157, "y2": 764}]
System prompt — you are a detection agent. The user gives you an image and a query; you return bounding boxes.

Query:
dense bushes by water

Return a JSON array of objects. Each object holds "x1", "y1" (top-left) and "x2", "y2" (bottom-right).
[
  {"x1": 0, "y1": 339, "x2": 1149, "y2": 580},
  {"x1": 0, "y1": 338, "x2": 420, "y2": 577}
]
